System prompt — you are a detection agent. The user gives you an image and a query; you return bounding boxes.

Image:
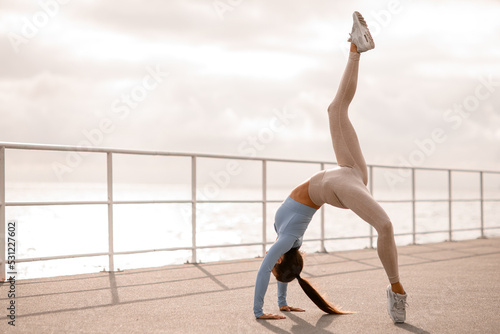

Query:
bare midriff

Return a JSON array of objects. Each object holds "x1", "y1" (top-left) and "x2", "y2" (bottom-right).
[{"x1": 289, "y1": 180, "x2": 321, "y2": 210}]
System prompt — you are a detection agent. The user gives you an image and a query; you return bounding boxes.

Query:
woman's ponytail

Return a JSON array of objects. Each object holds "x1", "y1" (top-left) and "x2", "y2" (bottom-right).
[
  {"x1": 273, "y1": 248, "x2": 352, "y2": 315},
  {"x1": 296, "y1": 275, "x2": 352, "y2": 315}
]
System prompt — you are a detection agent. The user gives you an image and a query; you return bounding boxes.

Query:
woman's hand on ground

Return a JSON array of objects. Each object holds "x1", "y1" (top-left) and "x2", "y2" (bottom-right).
[
  {"x1": 257, "y1": 313, "x2": 286, "y2": 320},
  {"x1": 280, "y1": 305, "x2": 305, "y2": 312}
]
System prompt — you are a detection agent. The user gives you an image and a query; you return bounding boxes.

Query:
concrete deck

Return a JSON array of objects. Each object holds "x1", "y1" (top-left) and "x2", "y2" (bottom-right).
[{"x1": 1, "y1": 237, "x2": 499, "y2": 334}]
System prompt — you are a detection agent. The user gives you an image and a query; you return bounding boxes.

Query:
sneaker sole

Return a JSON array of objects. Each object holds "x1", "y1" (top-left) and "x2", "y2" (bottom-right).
[{"x1": 353, "y1": 11, "x2": 375, "y2": 50}]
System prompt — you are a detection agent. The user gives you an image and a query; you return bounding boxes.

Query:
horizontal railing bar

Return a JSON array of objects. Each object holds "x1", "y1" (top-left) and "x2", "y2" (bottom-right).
[
  {"x1": 322, "y1": 235, "x2": 372, "y2": 241},
  {"x1": 114, "y1": 243, "x2": 284, "y2": 255},
  {"x1": 0, "y1": 142, "x2": 334, "y2": 165},
  {"x1": 6, "y1": 247, "x2": 196, "y2": 264},
  {"x1": 413, "y1": 229, "x2": 458, "y2": 235},
  {"x1": 196, "y1": 242, "x2": 270, "y2": 249},
  {"x1": 383, "y1": 199, "x2": 485, "y2": 203},
  {"x1": 197, "y1": 200, "x2": 265, "y2": 204},
  {"x1": 114, "y1": 247, "x2": 193, "y2": 256},
  {"x1": 3, "y1": 199, "x2": 280, "y2": 206},
  {"x1": 1, "y1": 141, "x2": 500, "y2": 174},
  {"x1": 116, "y1": 200, "x2": 285, "y2": 204},
  {"x1": 6, "y1": 198, "x2": 499, "y2": 207},
  {"x1": 320, "y1": 227, "x2": 500, "y2": 241},
  {"x1": 5, "y1": 201, "x2": 108, "y2": 207},
  {"x1": 362, "y1": 164, "x2": 500, "y2": 174},
  {"x1": 411, "y1": 199, "x2": 464, "y2": 202},
  {"x1": 444, "y1": 199, "x2": 485, "y2": 202},
  {"x1": 11, "y1": 252, "x2": 110, "y2": 263},
  {"x1": 450, "y1": 227, "x2": 493, "y2": 232},
  {"x1": 394, "y1": 228, "x2": 500, "y2": 236},
  {"x1": 196, "y1": 200, "x2": 285, "y2": 204},
  {"x1": 114, "y1": 200, "x2": 191, "y2": 205},
  {"x1": 377, "y1": 198, "x2": 500, "y2": 203},
  {"x1": 399, "y1": 228, "x2": 488, "y2": 235},
  {"x1": 399, "y1": 199, "x2": 484, "y2": 203},
  {"x1": 5, "y1": 246, "x2": 202, "y2": 264}
]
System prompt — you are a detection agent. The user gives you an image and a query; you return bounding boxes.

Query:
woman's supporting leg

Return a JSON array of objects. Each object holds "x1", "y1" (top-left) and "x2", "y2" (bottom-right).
[
  {"x1": 327, "y1": 48, "x2": 368, "y2": 185},
  {"x1": 339, "y1": 184, "x2": 400, "y2": 284}
]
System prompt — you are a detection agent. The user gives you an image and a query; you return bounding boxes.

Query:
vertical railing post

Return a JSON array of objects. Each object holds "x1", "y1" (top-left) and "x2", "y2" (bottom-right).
[
  {"x1": 320, "y1": 163, "x2": 326, "y2": 252},
  {"x1": 448, "y1": 170, "x2": 453, "y2": 241},
  {"x1": 368, "y1": 166, "x2": 374, "y2": 249},
  {"x1": 480, "y1": 171, "x2": 484, "y2": 238},
  {"x1": 191, "y1": 156, "x2": 197, "y2": 264},
  {"x1": 0, "y1": 147, "x2": 5, "y2": 281},
  {"x1": 107, "y1": 152, "x2": 115, "y2": 272},
  {"x1": 411, "y1": 168, "x2": 416, "y2": 245},
  {"x1": 262, "y1": 160, "x2": 267, "y2": 257}
]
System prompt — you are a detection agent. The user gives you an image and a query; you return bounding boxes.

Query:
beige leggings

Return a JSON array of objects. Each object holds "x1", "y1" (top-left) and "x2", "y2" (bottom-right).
[{"x1": 326, "y1": 52, "x2": 400, "y2": 284}]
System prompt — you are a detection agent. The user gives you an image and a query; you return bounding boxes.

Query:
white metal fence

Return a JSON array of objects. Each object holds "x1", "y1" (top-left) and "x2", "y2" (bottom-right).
[{"x1": 1, "y1": 142, "x2": 499, "y2": 281}]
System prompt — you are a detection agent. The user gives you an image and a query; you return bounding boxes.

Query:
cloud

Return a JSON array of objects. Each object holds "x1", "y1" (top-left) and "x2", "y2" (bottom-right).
[{"x1": 1, "y1": 0, "x2": 499, "y2": 174}]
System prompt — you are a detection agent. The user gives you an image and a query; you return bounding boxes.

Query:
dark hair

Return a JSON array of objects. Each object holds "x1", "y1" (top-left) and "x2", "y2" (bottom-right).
[{"x1": 273, "y1": 248, "x2": 352, "y2": 315}]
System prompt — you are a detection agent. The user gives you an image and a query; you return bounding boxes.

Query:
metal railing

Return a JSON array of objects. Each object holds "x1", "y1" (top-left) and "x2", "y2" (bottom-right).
[{"x1": 1, "y1": 142, "x2": 499, "y2": 280}]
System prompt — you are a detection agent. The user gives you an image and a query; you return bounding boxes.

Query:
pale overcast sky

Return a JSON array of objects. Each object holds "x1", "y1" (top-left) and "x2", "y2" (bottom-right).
[{"x1": 1, "y1": 0, "x2": 500, "y2": 172}]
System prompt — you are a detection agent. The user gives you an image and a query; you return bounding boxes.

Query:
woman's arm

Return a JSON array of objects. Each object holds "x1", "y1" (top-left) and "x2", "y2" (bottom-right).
[
  {"x1": 277, "y1": 281, "x2": 288, "y2": 308},
  {"x1": 277, "y1": 239, "x2": 306, "y2": 314},
  {"x1": 253, "y1": 234, "x2": 296, "y2": 319}
]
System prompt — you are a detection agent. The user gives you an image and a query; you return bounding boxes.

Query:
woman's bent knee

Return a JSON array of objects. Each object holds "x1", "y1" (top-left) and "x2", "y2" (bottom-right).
[
  {"x1": 377, "y1": 220, "x2": 394, "y2": 237},
  {"x1": 327, "y1": 102, "x2": 341, "y2": 114}
]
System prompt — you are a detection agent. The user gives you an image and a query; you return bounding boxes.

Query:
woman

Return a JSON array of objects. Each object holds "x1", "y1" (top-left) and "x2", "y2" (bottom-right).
[{"x1": 253, "y1": 11, "x2": 408, "y2": 323}]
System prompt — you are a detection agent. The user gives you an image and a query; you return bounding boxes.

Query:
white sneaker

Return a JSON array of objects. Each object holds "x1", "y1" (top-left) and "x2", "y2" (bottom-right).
[
  {"x1": 386, "y1": 285, "x2": 407, "y2": 323},
  {"x1": 347, "y1": 11, "x2": 375, "y2": 53}
]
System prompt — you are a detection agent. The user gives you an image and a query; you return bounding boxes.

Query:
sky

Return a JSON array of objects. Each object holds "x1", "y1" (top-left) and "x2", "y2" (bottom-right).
[{"x1": 1, "y1": 0, "x2": 500, "y2": 175}]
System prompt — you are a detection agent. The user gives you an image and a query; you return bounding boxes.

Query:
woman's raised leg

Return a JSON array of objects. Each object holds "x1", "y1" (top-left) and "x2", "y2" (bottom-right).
[{"x1": 327, "y1": 45, "x2": 368, "y2": 185}]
